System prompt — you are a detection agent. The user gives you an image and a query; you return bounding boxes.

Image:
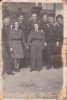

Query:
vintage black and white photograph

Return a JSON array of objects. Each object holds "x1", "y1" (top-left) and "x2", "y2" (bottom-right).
[{"x1": 2, "y1": 2, "x2": 63, "y2": 99}]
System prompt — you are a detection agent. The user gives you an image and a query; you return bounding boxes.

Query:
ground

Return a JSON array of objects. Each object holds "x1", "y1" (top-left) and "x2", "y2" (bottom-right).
[{"x1": 3, "y1": 67, "x2": 63, "y2": 99}]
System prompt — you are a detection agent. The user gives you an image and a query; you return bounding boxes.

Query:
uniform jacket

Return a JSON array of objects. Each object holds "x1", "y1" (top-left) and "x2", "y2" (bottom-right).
[
  {"x1": 9, "y1": 29, "x2": 26, "y2": 58},
  {"x1": 44, "y1": 23, "x2": 59, "y2": 43},
  {"x1": 27, "y1": 30, "x2": 45, "y2": 46},
  {"x1": 55, "y1": 23, "x2": 63, "y2": 44},
  {"x1": 9, "y1": 29, "x2": 26, "y2": 48},
  {"x1": 26, "y1": 20, "x2": 40, "y2": 39}
]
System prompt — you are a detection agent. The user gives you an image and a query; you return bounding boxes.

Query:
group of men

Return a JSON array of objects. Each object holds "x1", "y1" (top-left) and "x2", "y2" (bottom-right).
[{"x1": 2, "y1": 11, "x2": 63, "y2": 75}]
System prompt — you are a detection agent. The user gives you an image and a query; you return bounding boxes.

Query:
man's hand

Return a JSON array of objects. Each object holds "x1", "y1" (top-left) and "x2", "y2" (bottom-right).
[
  {"x1": 56, "y1": 42, "x2": 59, "y2": 46},
  {"x1": 30, "y1": 43, "x2": 31, "y2": 46},
  {"x1": 44, "y1": 42, "x2": 47, "y2": 47},
  {"x1": 26, "y1": 46, "x2": 29, "y2": 49},
  {"x1": 10, "y1": 48, "x2": 13, "y2": 52}
]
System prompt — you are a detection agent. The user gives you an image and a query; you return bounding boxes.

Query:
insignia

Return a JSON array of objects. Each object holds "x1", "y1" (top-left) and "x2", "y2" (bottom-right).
[{"x1": 41, "y1": 30, "x2": 44, "y2": 33}]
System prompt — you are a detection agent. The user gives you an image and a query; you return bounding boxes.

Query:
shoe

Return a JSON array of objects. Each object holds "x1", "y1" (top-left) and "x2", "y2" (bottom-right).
[
  {"x1": 46, "y1": 67, "x2": 51, "y2": 70},
  {"x1": 30, "y1": 69, "x2": 35, "y2": 72},
  {"x1": 15, "y1": 68, "x2": 20, "y2": 72},
  {"x1": 7, "y1": 72, "x2": 15, "y2": 75},
  {"x1": 37, "y1": 69, "x2": 42, "y2": 71}
]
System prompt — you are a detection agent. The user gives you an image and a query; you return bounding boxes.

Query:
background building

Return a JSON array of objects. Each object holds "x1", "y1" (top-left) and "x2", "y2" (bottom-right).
[{"x1": 2, "y1": 3, "x2": 63, "y2": 20}]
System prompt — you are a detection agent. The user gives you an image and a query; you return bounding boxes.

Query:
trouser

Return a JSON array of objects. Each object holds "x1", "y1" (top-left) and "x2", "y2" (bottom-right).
[
  {"x1": 24, "y1": 48, "x2": 30, "y2": 67},
  {"x1": 53, "y1": 45, "x2": 63, "y2": 68},
  {"x1": 46, "y1": 43, "x2": 56, "y2": 68},
  {"x1": 30, "y1": 40, "x2": 43, "y2": 70},
  {"x1": 2, "y1": 46, "x2": 14, "y2": 75},
  {"x1": 19, "y1": 47, "x2": 30, "y2": 68},
  {"x1": 42, "y1": 47, "x2": 47, "y2": 66}
]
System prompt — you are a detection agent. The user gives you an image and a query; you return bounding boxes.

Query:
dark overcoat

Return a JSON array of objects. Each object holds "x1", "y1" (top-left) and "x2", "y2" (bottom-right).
[{"x1": 2, "y1": 25, "x2": 13, "y2": 73}]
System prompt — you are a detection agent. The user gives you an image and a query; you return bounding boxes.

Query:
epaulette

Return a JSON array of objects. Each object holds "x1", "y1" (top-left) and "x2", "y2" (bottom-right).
[{"x1": 40, "y1": 30, "x2": 44, "y2": 33}]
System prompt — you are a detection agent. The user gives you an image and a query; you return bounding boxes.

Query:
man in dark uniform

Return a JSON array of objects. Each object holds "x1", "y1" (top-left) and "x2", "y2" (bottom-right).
[
  {"x1": 18, "y1": 14, "x2": 28, "y2": 68},
  {"x1": 18, "y1": 14, "x2": 26, "y2": 36},
  {"x1": 40, "y1": 12, "x2": 49, "y2": 66},
  {"x1": 26, "y1": 13, "x2": 40, "y2": 38},
  {"x1": 45, "y1": 13, "x2": 59, "y2": 69},
  {"x1": 27, "y1": 23, "x2": 45, "y2": 71},
  {"x1": 2, "y1": 16, "x2": 14, "y2": 77},
  {"x1": 53, "y1": 15, "x2": 63, "y2": 68}
]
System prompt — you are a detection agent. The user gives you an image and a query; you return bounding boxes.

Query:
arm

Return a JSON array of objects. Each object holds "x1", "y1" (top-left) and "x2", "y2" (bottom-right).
[
  {"x1": 55, "y1": 25, "x2": 63, "y2": 46},
  {"x1": 27, "y1": 32, "x2": 32, "y2": 46},
  {"x1": 22, "y1": 31, "x2": 27, "y2": 48},
  {"x1": 2, "y1": 27, "x2": 4, "y2": 40},
  {"x1": 9, "y1": 30, "x2": 13, "y2": 52},
  {"x1": 42, "y1": 31, "x2": 45, "y2": 48}
]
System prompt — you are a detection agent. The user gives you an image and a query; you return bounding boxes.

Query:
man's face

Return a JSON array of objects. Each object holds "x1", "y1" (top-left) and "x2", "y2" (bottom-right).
[
  {"x1": 57, "y1": 18, "x2": 63, "y2": 25},
  {"x1": 49, "y1": 17, "x2": 54, "y2": 25},
  {"x1": 32, "y1": 14, "x2": 37, "y2": 21},
  {"x1": 42, "y1": 15, "x2": 48, "y2": 22},
  {"x1": 4, "y1": 17, "x2": 10, "y2": 26},
  {"x1": 18, "y1": 15, "x2": 24, "y2": 23},
  {"x1": 34, "y1": 24, "x2": 39, "y2": 30}
]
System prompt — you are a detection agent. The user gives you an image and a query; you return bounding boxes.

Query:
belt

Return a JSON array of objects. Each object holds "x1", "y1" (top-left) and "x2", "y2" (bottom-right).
[
  {"x1": 12, "y1": 39, "x2": 21, "y2": 41},
  {"x1": 32, "y1": 39, "x2": 42, "y2": 41}
]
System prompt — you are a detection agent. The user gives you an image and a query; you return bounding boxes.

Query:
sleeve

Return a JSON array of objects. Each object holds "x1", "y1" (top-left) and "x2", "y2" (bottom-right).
[
  {"x1": 55, "y1": 25, "x2": 63, "y2": 44},
  {"x1": 21, "y1": 30, "x2": 27, "y2": 48},
  {"x1": 59, "y1": 27, "x2": 63, "y2": 45},
  {"x1": 2, "y1": 27, "x2": 5, "y2": 42},
  {"x1": 42, "y1": 31, "x2": 45, "y2": 45},
  {"x1": 27, "y1": 31, "x2": 32, "y2": 46},
  {"x1": 9, "y1": 30, "x2": 12, "y2": 49},
  {"x1": 2, "y1": 27, "x2": 6, "y2": 49}
]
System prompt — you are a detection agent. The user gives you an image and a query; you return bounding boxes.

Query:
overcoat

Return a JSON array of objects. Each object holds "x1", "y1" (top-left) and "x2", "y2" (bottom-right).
[
  {"x1": 9, "y1": 29, "x2": 26, "y2": 58},
  {"x1": 27, "y1": 30, "x2": 45, "y2": 70},
  {"x1": 2, "y1": 25, "x2": 13, "y2": 73}
]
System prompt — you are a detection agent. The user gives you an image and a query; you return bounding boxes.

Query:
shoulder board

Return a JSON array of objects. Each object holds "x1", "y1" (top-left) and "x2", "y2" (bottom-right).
[{"x1": 40, "y1": 30, "x2": 44, "y2": 33}]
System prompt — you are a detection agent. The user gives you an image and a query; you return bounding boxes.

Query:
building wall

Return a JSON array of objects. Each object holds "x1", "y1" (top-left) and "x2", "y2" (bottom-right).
[{"x1": 55, "y1": 3, "x2": 63, "y2": 16}]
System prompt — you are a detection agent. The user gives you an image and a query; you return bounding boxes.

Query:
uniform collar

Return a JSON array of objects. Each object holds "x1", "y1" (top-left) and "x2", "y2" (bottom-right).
[{"x1": 34, "y1": 29, "x2": 39, "y2": 32}]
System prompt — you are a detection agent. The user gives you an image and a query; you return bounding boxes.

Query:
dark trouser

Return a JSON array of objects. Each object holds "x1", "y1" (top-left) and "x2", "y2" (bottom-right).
[
  {"x1": 19, "y1": 48, "x2": 30, "y2": 68},
  {"x1": 42, "y1": 47, "x2": 47, "y2": 66},
  {"x1": 2, "y1": 46, "x2": 14, "y2": 75},
  {"x1": 53, "y1": 45, "x2": 63, "y2": 68},
  {"x1": 24, "y1": 48, "x2": 30, "y2": 67},
  {"x1": 30, "y1": 40, "x2": 43, "y2": 70},
  {"x1": 46, "y1": 43, "x2": 56, "y2": 68}
]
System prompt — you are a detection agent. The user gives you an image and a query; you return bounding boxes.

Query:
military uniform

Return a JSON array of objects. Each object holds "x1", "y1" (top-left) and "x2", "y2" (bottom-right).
[
  {"x1": 19, "y1": 21, "x2": 26, "y2": 40},
  {"x1": 45, "y1": 23, "x2": 59, "y2": 68},
  {"x1": 2, "y1": 25, "x2": 14, "y2": 75},
  {"x1": 9, "y1": 29, "x2": 26, "y2": 58},
  {"x1": 53, "y1": 23, "x2": 63, "y2": 68},
  {"x1": 18, "y1": 20, "x2": 28, "y2": 68},
  {"x1": 26, "y1": 20, "x2": 40, "y2": 39},
  {"x1": 27, "y1": 30, "x2": 44, "y2": 71},
  {"x1": 40, "y1": 21, "x2": 49, "y2": 66}
]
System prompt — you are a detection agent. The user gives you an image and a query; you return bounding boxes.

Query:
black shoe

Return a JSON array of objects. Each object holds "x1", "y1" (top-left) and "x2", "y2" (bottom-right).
[
  {"x1": 7, "y1": 72, "x2": 15, "y2": 75},
  {"x1": 37, "y1": 69, "x2": 42, "y2": 71},
  {"x1": 15, "y1": 68, "x2": 20, "y2": 72},
  {"x1": 46, "y1": 67, "x2": 51, "y2": 70},
  {"x1": 30, "y1": 69, "x2": 35, "y2": 72}
]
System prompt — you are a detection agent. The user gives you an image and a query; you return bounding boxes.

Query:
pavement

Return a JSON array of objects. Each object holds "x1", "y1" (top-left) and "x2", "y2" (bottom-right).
[{"x1": 3, "y1": 67, "x2": 63, "y2": 99}]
